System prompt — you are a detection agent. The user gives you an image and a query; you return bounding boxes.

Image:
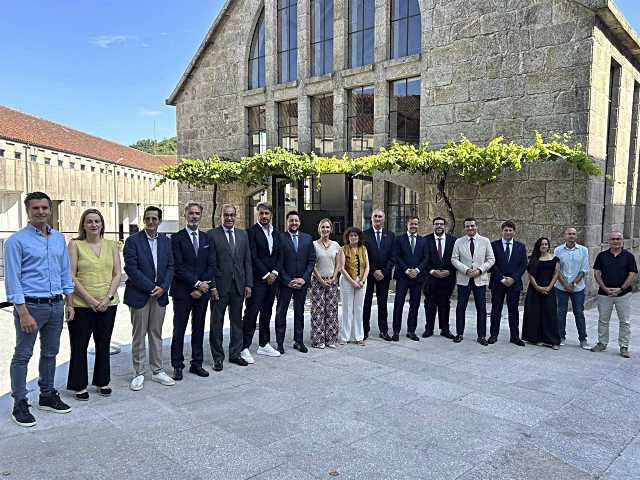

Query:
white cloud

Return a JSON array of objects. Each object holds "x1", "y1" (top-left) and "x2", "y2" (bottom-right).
[
  {"x1": 140, "y1": 109, "x2": 162, "y2": 117},
  {"x1": 90, "y1": 35, "x2": 137, "y2": 49}
]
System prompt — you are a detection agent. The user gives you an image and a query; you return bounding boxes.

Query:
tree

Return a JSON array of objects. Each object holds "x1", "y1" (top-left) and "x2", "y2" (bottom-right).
[
  {"x1": 130, "y1": 136, "x2": 177, "y2": 155},
  {"x1": 158, "y1": 133, "x2": 601, "y2": 231}
]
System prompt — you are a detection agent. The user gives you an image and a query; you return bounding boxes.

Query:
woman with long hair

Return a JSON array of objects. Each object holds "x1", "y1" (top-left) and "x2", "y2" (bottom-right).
[
  {"x1": 310, "y1": 219, "x2": 341, "y2": 348},
  {"x1": 522, "y1": 237, "x2": 561, "y2": 349},
  {"x1": 67, "y1": 209, "x2": 122, "y2": 400},
  {"x1": 338, "y1": 227, "x2": 370, "y2": 346}
]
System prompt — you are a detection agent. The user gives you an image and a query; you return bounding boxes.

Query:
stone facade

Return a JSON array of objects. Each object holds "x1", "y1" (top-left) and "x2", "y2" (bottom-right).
[{"x1": 169, "y1": 0, "x2": 640, "y2": 293}]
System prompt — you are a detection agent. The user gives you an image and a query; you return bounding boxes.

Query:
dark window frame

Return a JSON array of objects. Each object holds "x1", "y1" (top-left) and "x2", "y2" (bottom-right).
[
  {"x1": 311, "y1": 0, "x2": 333, "y2": 76},
  {"x1": 385, "y1": 181, "x2": 418, "y2": 235},
  {"x1": 248, "y1": 104, "x2": 267, "y2": 155},
  {"x1": 347, "y1": 85, "x2": 375, "y2": 152},
  {"x1": 248, "y1": 11, "x2": 266, "y2": 89},
  {"x1": 389, "y1": 77, "x2": 421, "y2": 146},
  {"x1": 278, "y1": 99, "x2": 299, "y2": 151},
  {"x1": 390, "y1": 0, "x2": 421, "y2": 59},
  {"x1": 311, "y1": 94, "x2": 334, "y2": 154},
  {"x1": 278, "y1": 0, "x2": 298, "y2": 83},
  {"x1": 348, "y1": 0, "x2": 375, "y2": 68}
]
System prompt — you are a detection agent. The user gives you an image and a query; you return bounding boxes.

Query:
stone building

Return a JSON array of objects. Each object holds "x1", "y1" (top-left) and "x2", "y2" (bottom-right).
[
  {"x1": 0, "y1": 106, "x2": 179, "y2": 241},
  {"x1": 167, "y1": 0, "x2": 640, "y2": 292}
]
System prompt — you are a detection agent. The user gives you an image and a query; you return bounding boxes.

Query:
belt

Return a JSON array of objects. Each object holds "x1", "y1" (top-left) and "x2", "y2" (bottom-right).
[{"x1": 24, "y1": 295, "x2": 63, "y2": 304}]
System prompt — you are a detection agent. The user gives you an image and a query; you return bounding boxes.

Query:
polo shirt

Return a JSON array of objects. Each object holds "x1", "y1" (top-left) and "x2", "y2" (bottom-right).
[{"x1": 593, "y1": 249, "x2": 638, "y2": 296}]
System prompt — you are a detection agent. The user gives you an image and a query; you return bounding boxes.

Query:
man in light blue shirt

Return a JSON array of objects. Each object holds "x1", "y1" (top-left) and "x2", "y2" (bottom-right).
[
  {"x1": 5, "y1": 191, "x2": 75, "y2": 427},
  {"x1": 553, "y1": 227, "x2": 590, "y2": 349}
]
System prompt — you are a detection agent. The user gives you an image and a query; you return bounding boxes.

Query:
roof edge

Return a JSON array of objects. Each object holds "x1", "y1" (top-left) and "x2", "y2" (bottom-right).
[{"x1": 594, "y1": 1, "x2": 640, "y2": 67}]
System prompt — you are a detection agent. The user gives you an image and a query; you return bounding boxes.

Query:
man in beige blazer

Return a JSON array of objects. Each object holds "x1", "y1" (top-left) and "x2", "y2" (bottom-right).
[{"x1": 451, "y1": 217, "x2": 495, "y2": 345}]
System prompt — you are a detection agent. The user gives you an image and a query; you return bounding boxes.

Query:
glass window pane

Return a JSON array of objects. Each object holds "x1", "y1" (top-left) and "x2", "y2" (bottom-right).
[
  {"x1": 350, "y1": 31, "x2": 362, "y2": 67},
  {"x1": 351, "y1": 0, "x2": 363, "y2": 32},
  {"x1": 324, "y1": 40, "x2": 333, "y2": 74},
  {"x1": 363, "y1": 29, "x2": 374, "y2": 65},
  {"x1": 289, "y1": 49, "x2": 297, "y2": 80},
  {"x1": 363, "y1": 0, "x2": 375, "y2": 29},
  {"x1": 407, "y1": 16, "x2": 421, "y2": 55},
  {"x1": 325, "y1": 0, "x2": 334, "y2": 38},
  {"x1": 389, "y1": 112, "x2": 399, "y2": 140},
  {"x1": 407, "y1": 77, "x2": 420, "y2": 96},
  {"x1": 408, "y1": 0, "x2": 420, "y2": 17},
  {"x1": 280, "y1": 8, "x2": 289, "y2": 51},
  {"x1": 312, "y1": 0, "x2": 322, "y2": 43},
  {"x1": 290, "y1": 6, "x2": 298, "y2": 48},
  {"x1": 312, "y1": 43, "x2": 323, "y2": 76},
  {"x1": 279, "y1": 52, "x2": 288, "y2": 82},
  {"x1": 391, "y1": 0, "x2": 405, "y2": 21},
  {"x1": 258, "y1": 58, "x2": 265, "y2": 87}
]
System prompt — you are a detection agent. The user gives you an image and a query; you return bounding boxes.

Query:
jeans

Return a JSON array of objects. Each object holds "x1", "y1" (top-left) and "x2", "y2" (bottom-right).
[
  {"x1": 555, "y1": 288, "x2": 587, "y2": 341},
  {"x1": 10, "y1": 302, "x2": 64, "y2": 401}
]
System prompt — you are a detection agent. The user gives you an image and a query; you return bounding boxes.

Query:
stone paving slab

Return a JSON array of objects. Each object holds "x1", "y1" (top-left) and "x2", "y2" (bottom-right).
[{"x1": 1, "y1": 287, "x2": 639, "y2": 479}]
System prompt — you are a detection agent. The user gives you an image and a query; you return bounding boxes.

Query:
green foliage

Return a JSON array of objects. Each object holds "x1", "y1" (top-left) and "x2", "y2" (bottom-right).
[
  {"x1": 130, "y1": 136, "x2": 177, "y2": 155},
  {"x1": 158, "y1": 133, "x2": 601, "y2": 188}
]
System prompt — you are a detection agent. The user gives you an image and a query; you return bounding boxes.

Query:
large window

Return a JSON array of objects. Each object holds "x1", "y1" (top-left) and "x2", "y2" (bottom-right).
[
  {"x1": 248, "y1": 105, "x2": 266, "y2": 155},
  {"x1": 278, "y1": 0, "x2": 298, "y2": 83},
  {"x1": 311, "y1": 94, "x2": 334, "y2": 154},
  {"x1": 390, "y1": 0, "x2": 420, "y2": 59},
  {"x1": 348, "y1": 0, "x2": 374, "y2": 68},
  {"x1": 311, "y1": 0, "x2": 333, "y2": 76},
  {"x1": 389, "y1": 77, "x2": 420, "y2": 145},
  {"x1": 347, "y1": 85, "x2": 374, "y2": 151},
  {"x1": 248, "y1": 11, "x2": 266, "y2": 89},
  {"x1": 278, "y1": 100, "x2": 298, "y2": 151},
  {"x1": 385, "y1": 182, "x2": 418, "y2": 235}
]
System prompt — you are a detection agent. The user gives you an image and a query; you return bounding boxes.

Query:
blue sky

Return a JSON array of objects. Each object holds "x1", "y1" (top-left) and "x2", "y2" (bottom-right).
[{"x1": 1, "y1": 0, "x2": 639, "y2": 147}]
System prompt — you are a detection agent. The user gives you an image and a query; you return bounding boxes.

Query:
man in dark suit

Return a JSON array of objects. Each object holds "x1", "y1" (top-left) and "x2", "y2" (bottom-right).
[
  {"x1": 207, "y1": 204, "x2": 253, "y2": 371},
  {"x1": 422, "y1": 216, "x2": 456, "y2": 339},
  {"x1": 169, "y1": 203, "x2": 218, "y2": 381},
  {"x1": 362, "y1": 209, "x2": 395, "y2": 341},
  {"x1": 391, "y1": 215, "x2": 428, "y2": 341},
  {"x1": 241, "y1": 202, "x2": 282, "y2": 362},
  {"x1": 274, "y1": 210, "x2": 316, "y2": 354},
  {"x1": 489, "y1": 220, "x2": 527, "y2": 346},
  {"x1": 123, "y1": 206, "x2": 175, "y2": 391}
]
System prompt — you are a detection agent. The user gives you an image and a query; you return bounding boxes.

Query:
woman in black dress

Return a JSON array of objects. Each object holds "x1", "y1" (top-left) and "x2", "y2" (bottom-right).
[{"x1": 522, "y1": 237, "x2": 562, "y2": 349}]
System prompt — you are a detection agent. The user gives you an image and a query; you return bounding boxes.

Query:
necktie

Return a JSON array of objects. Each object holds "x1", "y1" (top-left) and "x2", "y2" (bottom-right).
[
  {"x1": 410, "y1": 235, "x2": 415, "y2": 254},
  {"x1": 292, "y1": 233, "x2": 298, "y2": 252},
  {"x1": 437, "y1": 237, "x2": 443, "y2": 260},
  {"x1": 469, "y1": 237, "x2": 475, "y2": 257},
  {"x1": 227, "y1": 229, "x2": 235, "y2": 253},
  {"x1": 505, "y1": 242, "x2": 511, "y2": 263},
  {"x1": 192, "y1": 231, "x2": 199, "y2": 254},
  {"x1": 376, "y1": 230, "x2": 381, "y2": 248}
]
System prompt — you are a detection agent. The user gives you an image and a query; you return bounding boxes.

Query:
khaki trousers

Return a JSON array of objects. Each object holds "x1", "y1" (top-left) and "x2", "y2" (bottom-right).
[
  {"x1": 597, "y1": 294, "x2": 631, "y2": 349},
  {"x1": 130, "y1": 297, "x2": 166, "y2": 375}
]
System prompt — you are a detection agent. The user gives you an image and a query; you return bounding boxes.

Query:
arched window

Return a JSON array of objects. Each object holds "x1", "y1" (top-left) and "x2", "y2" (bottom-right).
[
  {"x1": 390, "y1": 0, "x2": 420, "y2": 59},
  {"x1": 248, "y1": 11, "x2": 265, "y2": 89}
]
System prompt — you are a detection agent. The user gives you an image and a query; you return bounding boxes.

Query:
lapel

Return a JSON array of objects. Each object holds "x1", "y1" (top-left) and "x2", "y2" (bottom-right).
[
  {"x1": 285, "y1": 231, "x2": 296, "y2": 254},
  {"x1": 182, "y1": 229, "x2": 197, "y2": 260},
  {"x1": 218, "y1": 226, "x2": 234, "y2": 256},
  {"x1": 139, "y1": 231, "x2": 155, "y2": 268}
]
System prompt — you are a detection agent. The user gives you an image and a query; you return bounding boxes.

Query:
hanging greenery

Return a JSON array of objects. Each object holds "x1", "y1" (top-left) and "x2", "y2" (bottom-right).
[{"x1": 159, "y1": 133, "x2": 601, "y2": 229}]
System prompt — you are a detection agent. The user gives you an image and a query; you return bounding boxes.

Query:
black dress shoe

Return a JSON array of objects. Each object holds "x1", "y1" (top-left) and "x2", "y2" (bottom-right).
[
  {"x1": 487, "y1": 336, "x2": 498, "y2": 345},
  {"x1": 391, "y1": 334, "x2": 399, "y2": 342},
  {"x1": 293, "y1": 342, "x2": 308, "y2": 353},
  {"x1": 229, "y1": 357, "x2": 249, "y2": 366},
  {"x1": 379, "y1": 332, "x2": 392, "y2": 341},
  {"x1": 453, "y1": 335, "x2": 463, "y2": 343},
  {"x1": 421, "y1": 331, "x2": 434, "y2": 338},
  {"x1": 406, "y1": 333, "x2": 420, "y2": 341},
  {"x1": 440, "y1": 330, "x2": 455, "y2": 340},
  {"x1": 277, "y1": 344, "x2": 285, "y2": 355},
  {"x1": 189, "y1": 365, "x2": 210, "y2": 377},
  {"x1": 213, "y1": 362, "x2": 223, "y2": 372},
  {"x1": 364, "y1": 334, "x2": 369, "y2": 341},
  {"x1": 477, "y1": 337, "x2": 489, "y2": 346},
  {"x1": 172, "y1": 368, "x2": 183, "y2": 381},
  {"x1": 510, "y1": 338, "x2": 526, "y2": 347}
]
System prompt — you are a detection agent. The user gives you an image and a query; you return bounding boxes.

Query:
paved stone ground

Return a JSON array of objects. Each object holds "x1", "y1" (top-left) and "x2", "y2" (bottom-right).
[{"x1": 0, "y1": 285, "x2": 639, "y2": 479}]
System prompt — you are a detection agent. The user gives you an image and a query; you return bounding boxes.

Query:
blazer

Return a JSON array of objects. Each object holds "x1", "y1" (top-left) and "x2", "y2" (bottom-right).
[
  {"x1": 207, "y1": 226, "x2": 253, "y2": 296},
  {"x1": 393, "y1": 233, "x2": 428, "y2": 282},
  {"x1": 247, "y1": 223, "x2": 280, "y2": 281},
  {"x1": 170, "y1": 228, "x2": 217, "y2": 300},
  {"x1": 451, "y1": 234, "x2": 496, "y2": 286},
  {"x1": 277, "y1": 231, "x2": 316, "y2": 286},
  {"x1": 123, "y1": 230, "x2": 174, "y2": 308},
  {"x1": 489, "y1": 239, "x2": 528, "y2": 290},
  {"x1": 362, "y1": 228, "x2": 395, "y2": 279},
  {"x1": 425, "y1": 233, "x2": 457, "y2": 287}
]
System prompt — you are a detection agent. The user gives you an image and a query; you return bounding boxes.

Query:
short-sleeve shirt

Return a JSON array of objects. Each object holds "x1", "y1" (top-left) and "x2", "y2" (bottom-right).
[
  {"x1": 593, "y1": 249, "x2": 638, "y2": 296},
  {"x1": 314, "y1": 240, "x2": 340, "y2": 278}
]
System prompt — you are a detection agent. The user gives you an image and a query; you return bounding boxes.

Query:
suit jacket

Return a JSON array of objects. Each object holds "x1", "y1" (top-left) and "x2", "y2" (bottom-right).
[
  {"x1": 277, "y1": 231, "x2": 316, "y2": 286},
  {"x1": 425, "y1": 233, "x2": 457, "y2": 287},
  {"x1": 451, "y1": 234, "x2": 495, "y2": 286},
  {"x1": 247, "y1": 223, "x2": 280, "y2": 281},
  {"x1": 489, "y1": 239, "x2": 528, "y2": 290},
  {"x1": 170, "y1": 228, "x2": 217, "y2": 300},
  {"x1": 362, "y1": 228, "x2": 395, "y2": 280},
  {"x1": 207, "y1": 226, "x2": 253, "y2": 296},
  {"x1": 393, "y1": 233, "x2": 428, "y2": 282},
  {"x1": 123, "y1": 230, "x2": 174, "y2": 308}
]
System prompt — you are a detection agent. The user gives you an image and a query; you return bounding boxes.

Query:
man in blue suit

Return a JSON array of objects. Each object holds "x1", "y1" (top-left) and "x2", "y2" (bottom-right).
[
  {"x1": 274, "y1": 210, "x2": 316, "y2": 354},
  {"x1": 124, "y1": 206, "x2": 175, "y2": 391},
  {"x1": 489, "y1": 220, "x2": 528, "y2": 346},
  {"x1": 169, "y1": 203, "x2": 218, "y2": 381},
  {"x1": 391, "y1": 216, "x2": 428, "y2": 341}
]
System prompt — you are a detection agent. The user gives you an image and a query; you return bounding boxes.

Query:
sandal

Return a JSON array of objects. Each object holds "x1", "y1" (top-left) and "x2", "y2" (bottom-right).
[
  {"x1": 75, "y1": 391, "x2": 89, "y2": 401},
  {"x1": 96, "y1": 386, "x2": 112, "y2": 397}
]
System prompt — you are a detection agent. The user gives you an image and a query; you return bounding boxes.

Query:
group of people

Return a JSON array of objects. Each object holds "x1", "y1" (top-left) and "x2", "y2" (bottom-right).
[{"x1": 5, "y1": 191, "x2": 637, "y2": 428}]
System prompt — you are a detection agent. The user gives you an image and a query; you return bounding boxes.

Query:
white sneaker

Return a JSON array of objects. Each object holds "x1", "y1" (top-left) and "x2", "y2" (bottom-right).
[
  {"x1": 256, "y1": 343, "x2": 281, "y2": 357},
  {"x1": 580, "y1": 340, "x2": 591, "y2": 350},
  {"x1": 240, "y1": 348, "x2": 255, "y2": 364},
  {"x1": 130, "y1": 374, "x2": 145, "y2": 391},
  {"x1": 151, "y1": 371, "x2": 176, "y2": 386},
  {"x1": 560, "y1": 338, "x2": 566, "y2": 346}
]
